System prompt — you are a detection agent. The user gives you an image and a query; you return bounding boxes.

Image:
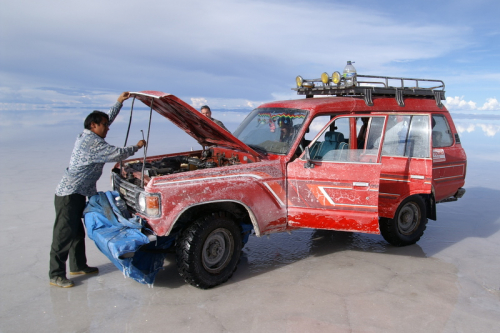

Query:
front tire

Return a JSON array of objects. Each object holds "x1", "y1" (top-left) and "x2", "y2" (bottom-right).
[
  {"x1": 176, "y1": 212, "x2": 242, "y2": 289},
  {"x1": 379, "y1": 195, "x2": 428, "y2": 246}
]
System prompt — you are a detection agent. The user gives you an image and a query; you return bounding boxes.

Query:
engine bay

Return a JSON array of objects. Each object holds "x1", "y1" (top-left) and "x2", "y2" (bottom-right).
[{"x1": 118, "y1": 147, "x2": 258, "y2": 187}]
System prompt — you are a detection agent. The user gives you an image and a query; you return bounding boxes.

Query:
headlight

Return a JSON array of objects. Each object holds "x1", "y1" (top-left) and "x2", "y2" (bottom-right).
[
  {"x1": 138, "y1": 193, "x2": 146, "y2": 211},
  {"x1": 137, "y1": 192, "x2": 161, "y2": 217}
]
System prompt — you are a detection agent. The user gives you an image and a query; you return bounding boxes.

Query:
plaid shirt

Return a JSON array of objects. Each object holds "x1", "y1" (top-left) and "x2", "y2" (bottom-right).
[{"x1": 55, "y1": 102, "x2": 139, "y2": 197}]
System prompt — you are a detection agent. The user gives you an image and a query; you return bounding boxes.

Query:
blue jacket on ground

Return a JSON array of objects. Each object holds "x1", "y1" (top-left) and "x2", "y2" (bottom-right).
[{"x1": 83, "y1": 191, "x2": 173, "y2": 285}]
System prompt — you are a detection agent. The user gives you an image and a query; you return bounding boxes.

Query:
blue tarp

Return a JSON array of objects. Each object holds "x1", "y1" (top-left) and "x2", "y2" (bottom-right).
[{"x1": 83, "y1": 191, "x2": 174, "y2": 285}]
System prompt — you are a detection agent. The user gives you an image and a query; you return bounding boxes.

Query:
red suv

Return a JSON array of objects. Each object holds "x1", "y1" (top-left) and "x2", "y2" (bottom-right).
[{"x1": 112, "y1": 73, "x2": 466, "y2": 288}]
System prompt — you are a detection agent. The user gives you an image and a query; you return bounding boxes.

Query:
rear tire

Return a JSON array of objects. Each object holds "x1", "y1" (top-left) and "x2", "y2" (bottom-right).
[
  {"x1": 379, "y1": 195, "x2": 427, "y2": 246},
  {"x1": 176, "y1": 212, "x2": 242, "y2": 289}
]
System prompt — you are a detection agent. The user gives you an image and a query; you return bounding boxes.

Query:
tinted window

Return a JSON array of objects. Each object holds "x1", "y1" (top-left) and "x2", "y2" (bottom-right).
[{"x1": 432, "y1": 114, "x2": 454, "y2": 147}]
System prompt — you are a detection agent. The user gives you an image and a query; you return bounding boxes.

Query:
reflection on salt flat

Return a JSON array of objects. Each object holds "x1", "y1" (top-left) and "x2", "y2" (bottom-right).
[{"x1": 455, "y1": 122, "x2": 500, "y2": 137}]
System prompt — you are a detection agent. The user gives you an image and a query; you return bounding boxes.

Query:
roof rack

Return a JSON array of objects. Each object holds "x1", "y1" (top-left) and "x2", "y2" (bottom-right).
[{"x1": 292, "y1": 74, "x2": 446, "y2": 107}]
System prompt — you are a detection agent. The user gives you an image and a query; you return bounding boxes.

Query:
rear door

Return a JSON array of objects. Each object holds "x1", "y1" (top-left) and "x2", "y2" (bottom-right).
[
  {"x1": 286, "y1": 115, "x2": 386, "y2": 234},
  {"x1": 378, "y1": 114, "x2": 433, "y2": 218}
]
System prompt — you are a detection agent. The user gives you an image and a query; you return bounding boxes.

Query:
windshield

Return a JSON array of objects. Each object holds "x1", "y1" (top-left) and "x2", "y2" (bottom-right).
[{"x1": 233, "y1": 108, "x2": 308, "y2": 155}]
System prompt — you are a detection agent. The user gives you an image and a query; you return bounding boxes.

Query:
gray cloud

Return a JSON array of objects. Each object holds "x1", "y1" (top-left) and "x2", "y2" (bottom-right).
[{"x1": 0, "y1": 0, "x2": 482, "y2": 114}]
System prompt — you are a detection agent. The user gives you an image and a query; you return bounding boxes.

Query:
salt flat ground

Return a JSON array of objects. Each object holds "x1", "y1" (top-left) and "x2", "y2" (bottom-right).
[{"x1": 0, "y1": 114, "x2": 499, "y2": 333}]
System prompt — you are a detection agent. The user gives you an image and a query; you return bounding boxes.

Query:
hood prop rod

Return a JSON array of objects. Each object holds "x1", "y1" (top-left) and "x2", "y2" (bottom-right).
[
  {"x1": 141, "y1": 98, "x2": 154, "y2": 188},
  {"x1": 120, "y1": 96, "x2": 136, "y2": 174}
]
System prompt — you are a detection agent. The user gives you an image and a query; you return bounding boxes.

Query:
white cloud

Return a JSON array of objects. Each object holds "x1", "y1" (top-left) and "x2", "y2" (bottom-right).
[
  {"x1": 0, "y1": 0, "x2": 471, "y2": 100},
  {"x1": 464, "y1": 124, "x2": 500, "y2": 137},
  {"x1": 184, "y1": 97, "x2": 265, "y2": 110},
  {"x1": 455, "y1": 121, "x2": 500, "y2": 137},
  {"x1": 478, "y1": 98, "x2": 500, "y2": 110},
  {"x1": 445, "y1": 96, "x2": 477, "y2": 110},
  {"x1": 478, "y1": 124, "x2": 500, "y2": 137},
  {"x1": 190, "y1": 97, "x2": 208, "y2": 109},
  {"x1": 2, "y1": 0, "x2": 498, "y2": 127},
  {"x1": 445, "y1": 96, "x2": 500, "y2": 111}
]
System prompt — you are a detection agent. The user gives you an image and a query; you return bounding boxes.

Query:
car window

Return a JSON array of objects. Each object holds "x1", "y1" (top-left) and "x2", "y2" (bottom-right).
[
  {"x1": 382, "y1": 115, "x2": 411, "y2": 157},
  {"x1": 381, "y1": 115, "x2": 430, "y2": 158},
  {"x1": 304, "y1": 115, "x2": 331, "y2": 142},
  {"x1": 309, "y1": 117, "x2": 350, "y2": 160},
  {"x1": 366, "y1": 117, "x2": 385, "y2": 150},
  {"x1": 405, "y1": 115, "x2": 430, "y2": 158},
  {"x1": 234, "y1": 108, "x2": 307, "y2": 155},
  {"x1": 432, "y1": 114, "x2": 454, "y2": 147},
  {"x1": 308, "y1": 116, "x2": 384, "y2": 163}
]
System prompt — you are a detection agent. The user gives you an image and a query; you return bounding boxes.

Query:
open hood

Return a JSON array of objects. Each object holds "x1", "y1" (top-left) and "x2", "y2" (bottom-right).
[{"x1": 130, "y1": 91, "x2": 258, "y2": 156}]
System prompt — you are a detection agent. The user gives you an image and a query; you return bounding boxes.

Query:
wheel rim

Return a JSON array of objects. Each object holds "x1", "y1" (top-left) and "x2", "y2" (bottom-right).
[
  {"x1": 202, "y1": 228, "x2": 234, "y2": 274},
  {"x1": 397, "y1": 202, "x2": 421, "y2": 235}
]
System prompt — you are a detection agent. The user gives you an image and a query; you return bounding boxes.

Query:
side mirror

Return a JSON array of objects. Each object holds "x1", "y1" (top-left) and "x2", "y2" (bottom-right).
[{"x1": 304, "y1": 147, "x2": 315, "y2": 169}]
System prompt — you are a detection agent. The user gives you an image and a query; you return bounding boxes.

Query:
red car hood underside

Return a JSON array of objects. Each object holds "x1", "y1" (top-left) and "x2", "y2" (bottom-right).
[{"x1": 131, "y1": 91, "x2": 258, "y2": 156}]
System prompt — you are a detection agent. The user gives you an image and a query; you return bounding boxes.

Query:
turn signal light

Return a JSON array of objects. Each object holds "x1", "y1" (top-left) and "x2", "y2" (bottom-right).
[
  {"x1": 146, "y1": 196, "x2": 159, "y2": 216},
  {"x1": 137, "y1": 193, "x2": 161, "y2": 217}
]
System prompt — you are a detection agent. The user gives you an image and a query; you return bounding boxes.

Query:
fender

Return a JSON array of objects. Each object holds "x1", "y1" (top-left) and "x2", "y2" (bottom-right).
[
  {"x1": 144, "y1": 172, "x2": 287, "y2": 236},
  {"x1": 169, "y1": 199, "x2": 262, "y2": 236}
]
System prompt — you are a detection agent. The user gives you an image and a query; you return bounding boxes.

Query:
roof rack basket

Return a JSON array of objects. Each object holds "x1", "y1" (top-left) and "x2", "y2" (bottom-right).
[{"x1": 293, "y1": 74, "x2": 446, "y2": 107}]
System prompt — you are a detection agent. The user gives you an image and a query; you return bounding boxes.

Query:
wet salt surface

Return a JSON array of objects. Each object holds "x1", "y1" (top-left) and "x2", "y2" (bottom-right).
[{"x1": 1, "y1": 115, "x2": 500, "y2": 332}]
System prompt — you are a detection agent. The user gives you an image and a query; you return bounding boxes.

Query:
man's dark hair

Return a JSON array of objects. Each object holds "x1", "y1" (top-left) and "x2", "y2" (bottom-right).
[
  {"x1": 200, "y1": 105, "x2": 211, "y2": 111},
  {"x1": 84, "y1": 111, "x2": 109, "y2": 130}
]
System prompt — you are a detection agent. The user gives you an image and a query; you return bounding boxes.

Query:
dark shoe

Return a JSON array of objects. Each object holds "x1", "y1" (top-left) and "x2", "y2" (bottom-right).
[
  {"x1": 50, "y1": 276, "x2": 75, "y2": 288},
  {"x1": 70, "y1": 266, "x2": 99, "y2": 276}
]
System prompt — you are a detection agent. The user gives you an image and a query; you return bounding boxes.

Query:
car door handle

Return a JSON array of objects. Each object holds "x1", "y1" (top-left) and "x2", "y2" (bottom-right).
[{"x1": 353, "y1": 182, "x2": 369, "y2": 187}]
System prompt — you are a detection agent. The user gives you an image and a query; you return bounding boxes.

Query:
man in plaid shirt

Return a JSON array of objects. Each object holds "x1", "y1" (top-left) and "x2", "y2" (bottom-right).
[{"x1": 49, "y1": 92, "x2": 146, "y2": 288}]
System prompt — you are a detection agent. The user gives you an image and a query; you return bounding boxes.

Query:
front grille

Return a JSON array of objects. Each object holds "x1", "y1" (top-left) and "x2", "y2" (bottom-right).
[{"x1": 112, "y1": 173, "x2": 143, "y2": 213}]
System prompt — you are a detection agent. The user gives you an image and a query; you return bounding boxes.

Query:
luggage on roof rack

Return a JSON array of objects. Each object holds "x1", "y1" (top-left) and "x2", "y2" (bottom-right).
[{"x1": 293, "y1": 74, "x2": 446, "y2": 107}]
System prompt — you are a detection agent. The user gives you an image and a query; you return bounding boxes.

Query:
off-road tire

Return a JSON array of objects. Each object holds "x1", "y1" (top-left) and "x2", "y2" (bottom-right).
[
  {"x1": 379, "y1": 195, "x2": 428, "y2": 247},
  {"x1": 176, "y1": 212, "x2": 242, "y2": 289}
]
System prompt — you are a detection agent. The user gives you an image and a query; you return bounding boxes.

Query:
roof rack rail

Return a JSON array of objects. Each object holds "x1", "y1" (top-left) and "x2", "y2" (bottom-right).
[{"x1": 292, "y1": 74, "x2": 446, "y2": 108}]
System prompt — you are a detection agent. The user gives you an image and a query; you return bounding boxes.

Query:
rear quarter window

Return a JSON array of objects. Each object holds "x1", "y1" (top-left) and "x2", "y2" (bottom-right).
[{"x1": 432, "y1": 114, "x2": 454, "y2": 147}]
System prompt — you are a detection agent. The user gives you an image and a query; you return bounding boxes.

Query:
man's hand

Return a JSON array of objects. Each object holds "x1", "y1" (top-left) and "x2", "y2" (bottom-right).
[
  {"x1": 137, "y1": 140, "x2": 146, "y2": 148},
  {"x1": 118, "y1": 92, "x2": 131, "y2": 103}
]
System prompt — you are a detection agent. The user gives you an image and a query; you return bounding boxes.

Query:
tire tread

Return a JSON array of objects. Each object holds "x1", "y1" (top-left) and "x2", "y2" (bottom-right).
[
  {"x1": 379, "y1": 195, "x2": 428, "y2": 247},
  {"x1": 176, "y1": 212, "x2": 242, "y2": 289}
]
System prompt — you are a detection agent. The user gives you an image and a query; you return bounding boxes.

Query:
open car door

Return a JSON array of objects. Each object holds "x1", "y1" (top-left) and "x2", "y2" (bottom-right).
[{"x1": 286, "y1": 115, "x2": 386, "y2": 234}]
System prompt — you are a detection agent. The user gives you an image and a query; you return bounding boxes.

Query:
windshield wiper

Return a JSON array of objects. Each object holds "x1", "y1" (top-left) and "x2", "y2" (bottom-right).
[{"x1": 248, "y1": 144, "x2": 268, "y2": 155}]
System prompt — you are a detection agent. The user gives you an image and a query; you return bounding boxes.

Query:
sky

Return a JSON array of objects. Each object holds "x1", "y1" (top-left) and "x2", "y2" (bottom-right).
[{"x1": 1, "y1": 0, "x2": 500, "y2": 129}]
